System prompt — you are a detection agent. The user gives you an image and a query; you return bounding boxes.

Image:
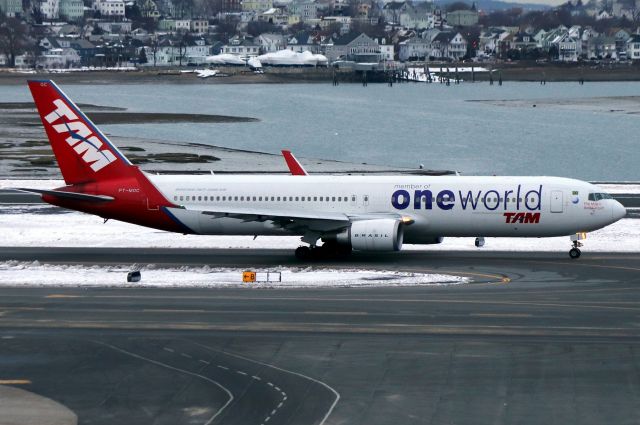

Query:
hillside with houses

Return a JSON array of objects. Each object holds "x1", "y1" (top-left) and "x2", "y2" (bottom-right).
[{"x1": 1, "y1": 0, "x2": 640, "y2": 71}]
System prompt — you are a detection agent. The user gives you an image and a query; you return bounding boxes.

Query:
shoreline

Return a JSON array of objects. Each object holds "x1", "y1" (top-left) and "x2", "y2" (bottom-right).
[{"x1": 2, "y1": 63, "x2": 640, "y2": 85}]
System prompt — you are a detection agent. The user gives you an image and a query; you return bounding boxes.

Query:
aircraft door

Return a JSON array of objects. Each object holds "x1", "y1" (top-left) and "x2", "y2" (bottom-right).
[{"x1": 550, "y1": 190, "x2": 563, "y2": 213}]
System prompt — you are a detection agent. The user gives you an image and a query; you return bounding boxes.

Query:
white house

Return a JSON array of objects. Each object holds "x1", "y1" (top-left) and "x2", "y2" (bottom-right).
[
  {"x1": 40, "y1": 0, "x2": 60, "y2": 20},
  {"x1": 0, "y1": 0, "x2": 23, "y2": 17},
  {"x1": 627, "y1": 34, "x2": 640, "y2": 60},
  {"x1": 399, "y1": 35, "x2": 431, "y2": 61},
  {"x1": 221, "y1": 36, "x2": 260, "y2": 56},
  {"x1": 431, "y1": 31, "x2": 467, "y2": 60},
  {"x1": 256, "y1": 33, "x2": 286, "y2": 53},
  {"x1": 59, "y1": 0, "x2": 84, "y2": 20},
  {"x1": 93, "y1": 0, "x2": 125, "y2": 17}
]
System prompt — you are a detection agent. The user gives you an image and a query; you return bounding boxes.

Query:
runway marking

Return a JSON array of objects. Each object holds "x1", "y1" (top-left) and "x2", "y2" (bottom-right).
[
  {"x1": 251, "y1": 375, "x2": 261, "y2": 381},
  {"x1": 531, "y1": 260, "x2": 640, "y2": 273},
  {"x1": 163, "y1": 347, "x2": 174, "y2": 353},
  {"x1": 180, "y1": 353, "x2": 192, "y2": 359},
  {"x1": 470, "y1": 313, "x2": 532, "y2": 318},
  {"x1": 0, "y1": 379, "x2": 31, "y2": 385},
  {"x1": 274, "y1": 386, "x2": 281, "y2": 391},
  {"x1": 193, "y1": 342, "x2": 340, "y2": 425},
  {"x1": 271, "y1": 409, "x2": 277, "y2": 415},
  {"x1": 45, "y1": 294, "x2": 81, "y2": 299},
  {"x1": 267, "y1": 382, "x2": 274, "y2": 387},
  {"x1": 143, "y1": 309, "x2": 207, "y2": 313},
  {"x1": 278, "y1": 402, "x2": 283, "y2": 408},
  {"x1": 199, "y1": 359, "x2": 210, "y2": 365},
  {"x1": 94, "y1": 342, "x2": 234, "y2": 425},
  {"x1": 264, "y1": 416, "x2": 270, "y2": 422},
  {"x1": 236, "y1": 370, "x2": 247, "y2": 376},
  {"x1": 217, "y1": 365, "x2": 229, "y2": 371}
]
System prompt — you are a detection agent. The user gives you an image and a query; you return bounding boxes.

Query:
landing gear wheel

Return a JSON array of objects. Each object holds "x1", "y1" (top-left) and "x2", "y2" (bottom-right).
[
  {"x1": 295, "y1": 246, "x2": 311, "y2": 260},
  {"x1": 569, "y1": 247, "x2": 581, "y2": 259}
]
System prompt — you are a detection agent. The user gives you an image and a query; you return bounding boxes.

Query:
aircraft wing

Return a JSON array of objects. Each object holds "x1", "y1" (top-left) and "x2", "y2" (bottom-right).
[{"x1": 172, "y1": 206, "x2": 408, "y2": 234}]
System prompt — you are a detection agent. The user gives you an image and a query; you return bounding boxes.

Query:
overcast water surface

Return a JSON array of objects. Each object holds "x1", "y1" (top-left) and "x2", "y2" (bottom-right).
[{"x1": 4, "y1": 81, "x2": 640, "y2": 180}]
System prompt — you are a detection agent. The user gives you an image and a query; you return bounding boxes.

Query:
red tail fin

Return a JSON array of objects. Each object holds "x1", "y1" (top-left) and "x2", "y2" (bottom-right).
[{"x1": 28, "y1": 80, "x2": 134, "y2": 185}]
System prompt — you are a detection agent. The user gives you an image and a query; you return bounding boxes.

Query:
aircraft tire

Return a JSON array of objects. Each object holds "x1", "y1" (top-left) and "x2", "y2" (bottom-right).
[{"x1": 569, "y1": 247, "x2": 581, "y2": 259}]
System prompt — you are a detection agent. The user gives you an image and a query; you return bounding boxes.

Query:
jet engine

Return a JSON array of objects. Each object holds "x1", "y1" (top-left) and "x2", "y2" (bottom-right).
[{"x1": 336, "y1": 219, "x2": 404, "y2": 251}]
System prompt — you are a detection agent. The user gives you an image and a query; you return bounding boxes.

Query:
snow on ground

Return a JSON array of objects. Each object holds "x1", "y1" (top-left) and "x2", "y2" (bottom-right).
[
  {"x1": 0, "y1": 205, "x2": 638, "y2": 252},
  {"x1": 0, "y1": 261, "x2": 467, "y2": 288}
]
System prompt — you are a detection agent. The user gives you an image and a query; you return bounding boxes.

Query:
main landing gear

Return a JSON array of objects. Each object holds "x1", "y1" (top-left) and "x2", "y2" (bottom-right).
[{"x1": 295, "y1": 242, "x2": 352, "y2": 260}]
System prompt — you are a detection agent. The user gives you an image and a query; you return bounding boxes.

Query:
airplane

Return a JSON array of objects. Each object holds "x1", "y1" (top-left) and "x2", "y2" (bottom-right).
[{"x1": 19, "y1": 80, "x2": 626, "y2": 260}]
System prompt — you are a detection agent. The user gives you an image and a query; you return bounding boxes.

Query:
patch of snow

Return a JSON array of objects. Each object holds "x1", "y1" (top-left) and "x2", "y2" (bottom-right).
[
  {"x1": 0, "y1": 261, "x2": 467, "y2": 288},
  {"x1": 0, "y1": 206, "x2": 638, "y2": 252}
]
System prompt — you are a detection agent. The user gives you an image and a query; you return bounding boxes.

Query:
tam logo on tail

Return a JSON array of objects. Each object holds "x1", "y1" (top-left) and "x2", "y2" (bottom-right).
[{"x1": 44, "y1": 99, "x2": 117, "y2": 172}]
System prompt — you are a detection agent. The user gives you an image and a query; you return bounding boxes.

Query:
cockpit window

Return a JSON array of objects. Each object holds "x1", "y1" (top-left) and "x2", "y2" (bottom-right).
[{"x1": 588, "y1": 193, "x2": 613, "y2": 201}]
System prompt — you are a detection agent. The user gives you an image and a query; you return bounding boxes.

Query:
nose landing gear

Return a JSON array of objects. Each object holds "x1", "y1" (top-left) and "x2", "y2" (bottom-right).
[
  {"x1": 569, "y1": 232, "x2": 587, "y2": 259},
  {"x1": 569, "y1": 241, "x2": 582, "y2": 259}
]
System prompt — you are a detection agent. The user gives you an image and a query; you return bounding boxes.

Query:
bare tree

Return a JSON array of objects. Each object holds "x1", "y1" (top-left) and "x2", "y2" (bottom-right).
[{"x1": 0, "y1": 17, "x2": 30, "y2": 67}]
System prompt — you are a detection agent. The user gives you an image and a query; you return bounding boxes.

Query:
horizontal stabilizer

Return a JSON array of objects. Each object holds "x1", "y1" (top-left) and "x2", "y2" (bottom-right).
[{"x1": 16, "y1": 188, "x2": 114, "y2": 203}]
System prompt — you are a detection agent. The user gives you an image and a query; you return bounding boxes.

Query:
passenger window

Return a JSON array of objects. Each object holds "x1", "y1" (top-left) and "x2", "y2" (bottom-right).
[
  {"x1": 198, "y1": 196, "x2": 202, "y2": 201},
  {"x1": 320, "y1": 197, "x2": 323, "y2": 201},
  {"x1": 301, "y1": 196, "x2": 305, "y2": 201},
  {"x1": 234, "y1": 196, "x2": 238, "y2": 201},
  {"x1": 314, "y1": 196, "x2": 317, "y2": 201},
  {"x1": 338, "y1": 197, "x2": 342, "y2": 202},
  {"x1": 352, "y1": 195, "x2": 356, "y2": 202},
  {"x1": 271, "y1": 196, "x2": 275, "y2": 201},
  {"x1": 332, "y1": 197, "x2": 336, "y2": 201},
  {"x1": 216, "y1": 196, "x2": 220, "y2": 201},
  {"x1": 277, "y1": 196, "x2": 281, "y2": 201},
  {"x1": 289, "y1": 196, "x2": 293, "y2": 201},
  {"x1": 179, "y1": 196, "x2": 183, "y2": 201},
  {"x1": 295, "y1": 196, "x2": 299, "y2": 201},
  {"x1": 259, "y1": 197, "x2": 262, "y2": 201},
  {"x1": 253, "y1": 196, "x2": 256, "y2": 201},
  {"x1": 174, "y1": 196, "x2": 177, "y2": 201}
]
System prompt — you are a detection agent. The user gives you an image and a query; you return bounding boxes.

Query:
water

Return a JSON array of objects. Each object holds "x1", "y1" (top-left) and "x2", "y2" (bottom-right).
[{"x1": 4, "y1": 81, "x2": 640, "y2": 180}]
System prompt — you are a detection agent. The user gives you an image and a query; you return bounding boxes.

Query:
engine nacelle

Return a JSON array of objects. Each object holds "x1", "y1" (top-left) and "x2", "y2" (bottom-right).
[{"x1": 336, "y1": 219, "x2": 404, "y2": 251}]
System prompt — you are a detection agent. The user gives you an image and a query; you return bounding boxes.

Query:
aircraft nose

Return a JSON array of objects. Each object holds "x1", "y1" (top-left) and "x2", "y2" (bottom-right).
[{"x1": 611, "y1": 200, "x2": 626, "y2": 222}]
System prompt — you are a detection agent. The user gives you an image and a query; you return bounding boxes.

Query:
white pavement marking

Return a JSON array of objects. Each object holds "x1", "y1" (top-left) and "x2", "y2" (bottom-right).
[
  {"x1": 274, "y1": 386, "x2": 280, "y2": 391},
  {"x1": 181, "y1": 353, "x2": 192, "y2": 359},
  {"x1": 271, "y1": 409, "x2": 277, "y2": 415},
  {"x1": 278, "y1": 402, "x2": 283, "y2": 408},
  {"x1": 217, "y1": 365, "x2": 229, "y2": 370},
  {"x1": 236, "y1": 370, "x2": 247, "y2": 376},
  {"x1": 264, "y1": 416, "x2": 270, "y2": 422},
  {"x1": 199, "y1": 359, "x2": 210, "y2": 365},
  {"x1": 267, "y1": 382, "x2": 274, "y2": 387},
  {"x1": 95, "y1": 342, "x2": 234, "y2": 425},
  {"x1": 251, "y1": 375, "x2": 261, "y2": 381},
  {"x1": 194, "y1": 342, "x2": 341, "y2": 425},
  {"x1": 163, "y1": 347, "x2": 174, "y2": 353}
]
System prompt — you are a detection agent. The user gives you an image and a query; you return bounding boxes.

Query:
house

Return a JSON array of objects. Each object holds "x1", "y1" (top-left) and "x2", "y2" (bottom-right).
[
  {"x1": 399, "y1": 8, "x2": 433, "y2": 30},
  {"x1": 257, "y1": 33, "x2": 286, "y2": 53},
  {"x1": 40, "y1": 0, "x2": 60, "y2": 20},
  {"x1": 627, "y1": 34, "x2": 640, "y2": 60},
  {"x1": 446, "y1": 9, "x2": 478, "y2": 27},
  {"x1": 399, "y1": 35, "x2": 431, "y2": 61},
  {"x1": 221, "y1": 36, "x2": 260, "y2": 56},
  {"x1": 59, "y1": 0, "x2": 84, "y2": 21},
  {"x1": 324, "y1": 32, "x2": 381, "y2": 62},
  {"x1": 146, "y1": 37, "x2": 212, "y2": 65},
  {"x1": 258, "y1": 7, "x2": 290, "y2": 26},
  {"x1": 431, "y1": 31, "x2": 467, "y2": 60},
  {"x1": 69, "y1": 39, "x2": 99, "y2": 65},
  {"x1": 509, "y1": 32, "x2": 537, "y2": 51},
  {"x1": 93, "y1": 0, "x2": 125, "y2": 17},
  {"x1": 96, "y1": 21, "x2": 132, "y2": 34},
  {"x1": 317, "y1": 16, "x2": 352, "y2": 35},
  {"x1": 288, "y1": 31, "x2": 322, "y2": 53},
  {"x1": 382, "y1": 1, "x2": 413, "y2": 24},
  {"x1": 0, "y1": 0, "x2": 22, "y2": 17},
  {"x1": 287, "y1": 1, "x2": 317, "y2": 22},
  {"x1": 586, "y1": 36, "x2": 617, "y2": 58},
  {"x1": 190, "y1": 19, "x2": 209, "y2": 34},
  {"x1": 138, "y1": 0, "x2": 160, "y2": 19},
  {"x1": 555, "y1": 32, "x2": 581, "y2": 61},
  {"x1": 38, "y1": 46, "x2": 81, "y2": 68},
  {"x1": 241, "y1": 0, "x2": 272, "y2": 13},
  {"x1": 159, "y1": 19, "x2": 191, "y2": 32}
]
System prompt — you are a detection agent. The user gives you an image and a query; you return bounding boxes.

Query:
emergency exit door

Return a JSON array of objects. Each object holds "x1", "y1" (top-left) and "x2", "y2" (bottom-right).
[{"x1": 550, "y1": 190, "x2": 563, "y2": 213}]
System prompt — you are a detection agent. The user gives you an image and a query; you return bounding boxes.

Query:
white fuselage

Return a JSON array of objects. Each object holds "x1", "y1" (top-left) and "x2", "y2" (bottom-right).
[{"x1": 148, "y1": 174, "x2": 626, "y2": 242}]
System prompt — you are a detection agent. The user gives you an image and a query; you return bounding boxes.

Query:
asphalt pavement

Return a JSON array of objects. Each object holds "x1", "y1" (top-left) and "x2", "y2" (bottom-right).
[{"x1": 0, "y1": 248, "x2": 639, "y2": 425}]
